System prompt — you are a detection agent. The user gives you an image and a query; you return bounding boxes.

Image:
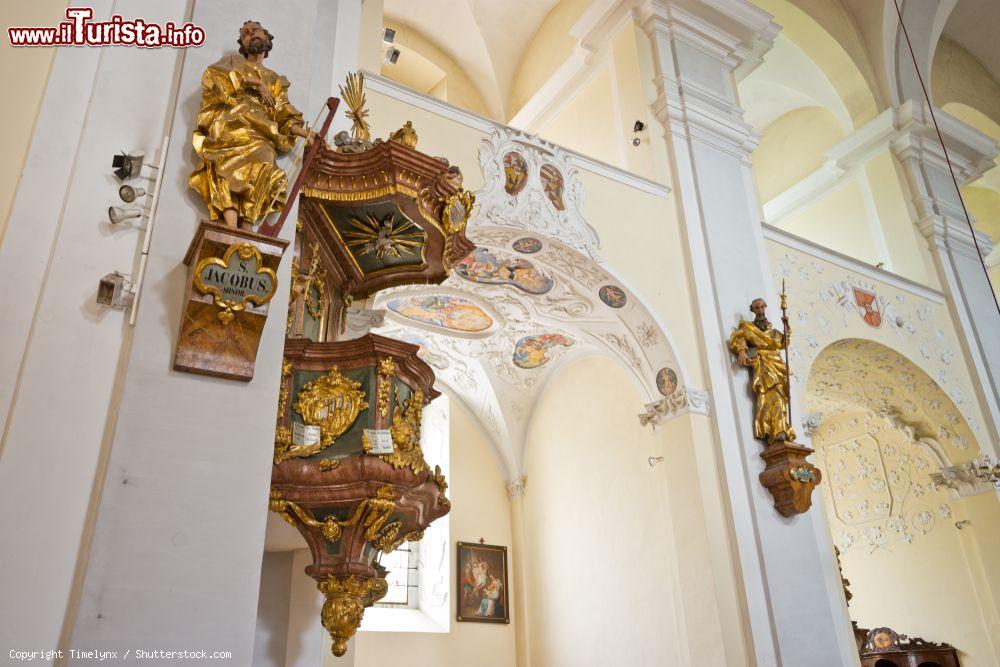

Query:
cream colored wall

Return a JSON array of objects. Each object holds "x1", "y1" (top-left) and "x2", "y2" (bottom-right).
[
  {"x1": 750, "y1": 0, "x2": 879, "y2": 128},
  {"x1": 753, "y1": 106, "x2": 845, "y2": 202},
  {"x1": 381, "y1": 20, "x2": 491, "y2": 119},
  {"x1": 776, "y1": 179, "x2": 881, "y2": 264},
  {"x1": 538, "y1": 67, "x2": 622, "y2": 170},
  {"x1": 0, "y1": 0, "x2": 67, "y2": 244},
  {"x1": 933, "y1": 38, "x2": 1000, "y2": 131},
  {"x1": 508, "y1": 0, "x2": 589, "y2": 119},
  {"x1": 813, "y1": 409, "x2": 1000, "y2": 666},
  {"x1": 353, "y1": 393, "x2": 516, "y2": 667},
  {"x1": 521, "y1": 356, "x2": 686, "y2": 666},
  {"x1": 577, "y1": 170, "x2": 704, "y2": 387}
]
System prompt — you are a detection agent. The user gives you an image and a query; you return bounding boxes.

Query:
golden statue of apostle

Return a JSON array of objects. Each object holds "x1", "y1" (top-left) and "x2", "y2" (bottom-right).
[
  {"x1": 189, "y1": 21, "x2": 315, "y2": 230},
  {"x1": 729, "y1": 298, "x2": 796, "y2": 445}
]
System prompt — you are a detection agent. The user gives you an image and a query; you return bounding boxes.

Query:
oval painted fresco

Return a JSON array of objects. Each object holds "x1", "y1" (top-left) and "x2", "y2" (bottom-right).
[
  {"x1": 455, "y1": 247, "x2": 553, "y2": 294},
  {"x1": 599, "y1": 285, "x2": 627, "y2": 309},
  {"x1": 503, "y1": 151, "x2": 528, "y2": 196},
  {"x1": 656, "y1": 368, "x2": 678, "y2": 396},
  {"x1": 512, "y1": 237, "x2": 542, "y2": 254},
  {"x1": 513, "y1": 334, "x2": 574, "y2": 369},
  {"x1": 387, "y1": 295, "x2": 493, "y2": 333},
  {"x1": 540, "y1": 163, "x2": 565, "y2": 211}
]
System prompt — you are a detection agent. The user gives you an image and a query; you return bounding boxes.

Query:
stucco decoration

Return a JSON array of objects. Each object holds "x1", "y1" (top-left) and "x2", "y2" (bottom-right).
[
  {"x1": 807, "y1": 339, "x2": 979, "y2": 457},
  {"x1": 373, "y1": 225, "x2": 692, "y2": 479},
  {"x1": 768, "y1": 240, "x2": 988, "y2": 441},
  {"x1": 473, "y1": 127, "x2": 600, "y2": 258},
  {"x1": 812, "y1": 410, "x2": 955, "y2": 552}
]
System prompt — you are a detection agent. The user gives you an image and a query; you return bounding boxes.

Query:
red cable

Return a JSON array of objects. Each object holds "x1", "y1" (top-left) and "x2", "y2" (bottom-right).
[{"x1": 892, "y1": 0, "x2": 1000, "y2": 315}]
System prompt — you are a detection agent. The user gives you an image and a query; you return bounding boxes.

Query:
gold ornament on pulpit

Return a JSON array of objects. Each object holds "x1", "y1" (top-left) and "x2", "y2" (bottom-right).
[
  {"x1": 270, "y1": 71, "x2": 473, "y2": 657},
  {"x1": 729, "y1": 283, "x2": 821, "y2": 517}
]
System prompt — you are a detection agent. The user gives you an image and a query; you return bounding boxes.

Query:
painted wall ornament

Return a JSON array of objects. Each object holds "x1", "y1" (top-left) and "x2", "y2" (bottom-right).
[
  {"x1": 455, "y1": 247, "x2": 554, "y2": 294},
  {"x1": 189, "y1": 20, "x2": 316, "y2": 230},
  {"x1": 656, "y1": 368, "x2": 678, "y2": 396},
  {"x1": 503, "y1": 152, "x2": 528, "y2": 196},
  {"x1": 513, "y1": 333, "x2": 574, "y2": 369},
  {"x1": 473, "y1": 127, "x2": 599, "y2": 257},
  {"x1": 512, "y1": 236, "x2": 542, "y2": 254},
  {"x1": 387, "y1": 295, "x2": 493, "y2": 333},
  {"x1": 729, "y1": 291, "x2": 821, "y2": 517},
  {"x1": 852, "y1": 287, "x2": 883, "y2": 327},
  {"x1": 599, "y1": 285, "x2": 627, "y2": 309}
]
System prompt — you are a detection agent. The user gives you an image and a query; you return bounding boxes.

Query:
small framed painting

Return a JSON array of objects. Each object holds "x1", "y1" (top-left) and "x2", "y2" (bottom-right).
[{"x1": 456, "y1": 541, "x2": 510, "y2": 623}]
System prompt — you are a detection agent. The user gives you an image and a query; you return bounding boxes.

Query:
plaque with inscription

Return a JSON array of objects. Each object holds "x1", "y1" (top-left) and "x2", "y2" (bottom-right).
[{"x1": 174, "y1": 222, "x2": 289, "y2": 381}]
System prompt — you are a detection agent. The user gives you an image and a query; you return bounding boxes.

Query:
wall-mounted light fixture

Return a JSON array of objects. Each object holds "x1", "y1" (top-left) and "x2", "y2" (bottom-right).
[
  {"x1": 111, "y1": 151, "x2": 145, "y2": 180},
  {"x1": 384, "y1": 47, "x2": 400, "y2": 65},
  {"x1": 648, "y1": 456, "x2": 664, "y2": 467},
  {"x1": 118, "y1": 184, "x2": 145, "y2": 203},
  {"x1": 96, "y1": 271, "x2": 134, "y2": 309},
  {"x1": 108, "y1": 205, "x2": 143, "y2": 226},
  {"x1": 632, "y1": 120, "x2": 645, "y2": 147},
  {"x1": 382, "y1": 27, "x2": 395, "y2": 44}
]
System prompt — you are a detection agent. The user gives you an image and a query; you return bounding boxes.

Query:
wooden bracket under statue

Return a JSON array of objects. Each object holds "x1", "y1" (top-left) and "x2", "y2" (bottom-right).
[
  {"x1": 174, "y1": 221, "x2": 289, "y2": 381},
  {"x1": 759, "y1": 441, "x2": 822, "y2": 518}
]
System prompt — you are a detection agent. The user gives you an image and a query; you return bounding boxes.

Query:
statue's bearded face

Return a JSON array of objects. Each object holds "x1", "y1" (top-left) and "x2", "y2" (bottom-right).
[
  {"x1": 750, "y1": 299, "x2": 770, "y2": 330},
  {"x1": 239, "y1": 21, "x2": 273, "y2": 58}
]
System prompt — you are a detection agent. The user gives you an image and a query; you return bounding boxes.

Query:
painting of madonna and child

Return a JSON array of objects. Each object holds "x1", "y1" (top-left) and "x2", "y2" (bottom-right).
[{"x1": 456, "y1": 542, "x2": 510, "y2": 623}]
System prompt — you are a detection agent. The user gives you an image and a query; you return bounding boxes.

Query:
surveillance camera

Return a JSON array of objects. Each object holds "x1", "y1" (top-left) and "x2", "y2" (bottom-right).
[
  {"x1": 118, "y1": 185, "x2": 146, "y2": 203},
  {"x1": 108, "y1": 205, "x2": 142, "y2": 225},
  {"x1": 384, "y1": 47, "x2": 400, "y2": 65},
  {"x1": 97, "y1": 271, "x2": 134, "y2": 309},
  {"x1": 382, "y1": 27, "x2": 395, "y2": 44},
  {"x1": 111, "y1": 151, "x2": 145, "y2": 181},
  {"x1": 633, "y1": 120, "x2": 645, "y2": 133}
]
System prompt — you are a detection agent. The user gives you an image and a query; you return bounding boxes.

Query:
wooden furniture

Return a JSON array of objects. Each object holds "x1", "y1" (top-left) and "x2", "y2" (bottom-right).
[{"x1": 858, "y1": 626, "x2": 961, "y2": 667}]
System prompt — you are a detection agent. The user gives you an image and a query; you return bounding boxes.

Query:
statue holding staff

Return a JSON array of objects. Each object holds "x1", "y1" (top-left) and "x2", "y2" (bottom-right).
[{"x1": 729, "y1": 297, "x2": 796, "y2": 445}]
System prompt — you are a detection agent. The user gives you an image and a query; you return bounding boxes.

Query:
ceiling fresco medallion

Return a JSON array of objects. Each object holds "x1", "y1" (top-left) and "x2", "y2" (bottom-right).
[
  {"x1": 852, "y1": 287, "x2": 883, "y2": 328},
  {"x1": 540, "y1": 163, "x2": 565, "y2": 211},
  {"x1": 512, "y1": 236, "x2": 542, "y2": 254},
  {"x1": 455, "y1": 247, "x2": 554, "y2": 294},
  {"x1": 387, "y1": 295, "x2": 493, "y2": 333},
  {"x1": 599, "y1": 284, "x2": 627, "y2": 309},
  {"x1": 656, "y1": 368, "x2": 678, "y2": 396},
  {"x1": 503, "y1": 151, "x2": 528, "y2": 196},
  {"x1": 512, "y1": 333, "x2": 574, "y2": 369}
]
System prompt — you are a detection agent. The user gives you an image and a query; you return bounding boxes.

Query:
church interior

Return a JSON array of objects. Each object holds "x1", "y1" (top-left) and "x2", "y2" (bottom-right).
[{"x1": 1, "y1": 1, "x2": 999, "y2": 666}]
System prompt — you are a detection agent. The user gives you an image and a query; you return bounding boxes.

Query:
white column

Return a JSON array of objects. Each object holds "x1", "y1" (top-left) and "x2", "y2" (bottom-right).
[
  {"x1": 641, "y1": 1, "x2": 858, "y2": 665},
  {"x1": 0, "y1": 1, "x2": 188, "y2": 654},
  {"x1": 892, "y1": 102, "x2": 1000, "y2": 450},
  {"x1": 66, "y1": 1, "x2": 360, "y2": 663}
]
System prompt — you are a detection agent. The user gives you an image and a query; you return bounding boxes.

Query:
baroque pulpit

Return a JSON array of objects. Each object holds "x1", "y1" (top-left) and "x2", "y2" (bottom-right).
[{"x1": 269, "y1": 73, "x2": 473, "y2": 656}]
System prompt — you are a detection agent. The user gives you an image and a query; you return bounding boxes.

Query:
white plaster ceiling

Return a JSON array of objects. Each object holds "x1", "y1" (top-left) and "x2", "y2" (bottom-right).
[
  {"x1": 942, "y1": 0, "x2": 1000, "y2": 81},
  {"x1": 739, "y1": 33, "x2": 853, "y2": 134},
  {"x1": 360, "y1": 126, "x2": 686, "y2": 480},
  {"x1": 383, "y1": 0, "x2": 561, "y2": 120}
]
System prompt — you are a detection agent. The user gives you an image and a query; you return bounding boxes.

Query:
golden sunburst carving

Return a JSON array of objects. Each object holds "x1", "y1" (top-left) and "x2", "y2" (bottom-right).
[
  {"x1": 340, "y1": 72, "x2": 371, "y2": 142},
  {"x1": 342, "y1": 212, "x2": 423, "y2": 260}
]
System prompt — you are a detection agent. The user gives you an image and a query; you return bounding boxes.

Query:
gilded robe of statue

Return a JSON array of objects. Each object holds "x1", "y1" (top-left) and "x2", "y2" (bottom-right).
[
  {"x1": 189, "y1": 54, "x2": 304, "y2": 225},
  {"x1": 729, "y1": 320, "x2": 796, "y2": 444}
]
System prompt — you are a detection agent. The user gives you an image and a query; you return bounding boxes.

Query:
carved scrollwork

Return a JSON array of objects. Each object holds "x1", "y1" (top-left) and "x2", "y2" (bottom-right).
[{"x1": 274, "y1": 366, "x2": 368, "y2": 463}]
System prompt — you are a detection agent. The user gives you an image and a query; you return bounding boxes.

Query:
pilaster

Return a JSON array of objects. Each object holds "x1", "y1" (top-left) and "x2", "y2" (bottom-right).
[
  {"x1": 891, "y1": 101, "x2": 1000, "y2": 450},
  {"x1": 641, "y1": 1, "x2": 858, "y2": 664},
  {"x1": 66, "y1": 1, "x2": 361, "y2": 662}
]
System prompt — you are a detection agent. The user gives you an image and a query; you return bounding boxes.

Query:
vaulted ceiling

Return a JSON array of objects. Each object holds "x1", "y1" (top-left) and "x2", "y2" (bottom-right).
[{"x1": 383, "y1": 0, "x2": 562, "y2": 120}]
